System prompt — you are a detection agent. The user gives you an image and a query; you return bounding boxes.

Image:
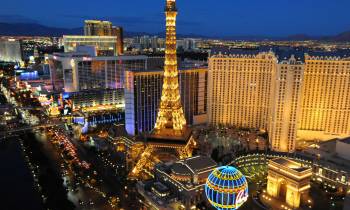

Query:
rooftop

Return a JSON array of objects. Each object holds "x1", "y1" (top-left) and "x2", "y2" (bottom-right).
[
  {"x1": 171, "y1": 156, "x2": 217, "y2": 176},
  {"x1": 183, "y1": 156, "x2": 217, "y2": 173},
  {"x1": 84, "y1": 20, "x2": 112, "y2": 24},
  {"x1": 211, "y1": 47, "x2": 350, "y2": 63},
  {"x1": 49, "y1": 52, "x2": 147, "y2": 60},
  {"x1": 338, "y1": 137, "x2": 350, "y2": 144},
  {"x1": 307, "y1": 50, "x2": 350, "y2": 58},
  {"x1": 303, "y1": 139, "x2": 350, "y2": 172},
  {"x1": 143, "y1": 127, "x2": 193, "y2": 147},
  {"x1": 271, "y1": 158, "x2": 310, "y2": 173},
  {"x1": 151, "y1": 182, "x2": 170, "y2": 193}
]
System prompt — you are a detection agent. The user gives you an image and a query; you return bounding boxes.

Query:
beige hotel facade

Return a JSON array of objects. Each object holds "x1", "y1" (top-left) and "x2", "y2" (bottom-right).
[{"x1": 208, "y1": 47, "x2": 350, "y2": 152}]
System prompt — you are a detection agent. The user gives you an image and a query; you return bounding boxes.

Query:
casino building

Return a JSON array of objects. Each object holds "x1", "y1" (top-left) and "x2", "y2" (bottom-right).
[
  {"x1": 64, "y1": 20, "x2": 124, "y2": 56},
  {"x1": 137, "y1": 156, "x2": 217, "y2": 209},
  {"x1": 48, "y1": 51, "x2": 147, "y2": 92},
  {"x1": 63, "y1": 89, "x2": 124, "y2": 111},
  {"x1": 124, "y1": 67, "x2": 208, "y2": 136},
  {"x1": 208, "y1": 47, "x2": 350, "y2": 153},
  {"x1": 0, "y1": 38, "x2": 22, "y2": 62}
]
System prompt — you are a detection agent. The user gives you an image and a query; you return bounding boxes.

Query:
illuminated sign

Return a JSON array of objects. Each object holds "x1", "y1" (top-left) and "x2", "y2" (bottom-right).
[{"x1": 205, "y1": 166, "x2": 248, "y2": 210}]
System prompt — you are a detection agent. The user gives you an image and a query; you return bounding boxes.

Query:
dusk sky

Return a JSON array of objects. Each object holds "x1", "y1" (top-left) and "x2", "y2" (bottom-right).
[{"x1": 1, "y1": 0, "x2": 350, "y2": 37}]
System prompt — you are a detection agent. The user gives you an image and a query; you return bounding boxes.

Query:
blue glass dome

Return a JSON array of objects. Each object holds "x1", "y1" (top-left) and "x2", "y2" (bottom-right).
[{"x1": 205, "y1": 166, "x2": 248, "y2": 210}]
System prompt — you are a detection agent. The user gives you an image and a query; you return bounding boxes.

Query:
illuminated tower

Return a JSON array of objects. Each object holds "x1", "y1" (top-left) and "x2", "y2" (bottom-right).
[
  {"x1": 154, "y1": 0, "x2": 187, "y2": 136},
  {"x1": 129, "y1": 0, "x2": 196, "y2": 179}
]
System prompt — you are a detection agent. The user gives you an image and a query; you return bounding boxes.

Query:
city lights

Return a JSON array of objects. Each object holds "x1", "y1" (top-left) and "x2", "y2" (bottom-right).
[{"x1": 0, "y1": 0, "x2": 350, "y2": 210}]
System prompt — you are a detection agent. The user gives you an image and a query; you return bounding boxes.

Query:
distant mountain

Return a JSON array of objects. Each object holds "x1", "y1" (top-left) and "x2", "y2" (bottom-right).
[
  {"x1": 0, "y1": 22, "x2": 350, "y2": 42},
  {"x1": 124, "y1": 31, "x2": 152, "y2": 37},
  {"x1": 219, "y1": 35, "x2": 275, "y2": 41},
  {"x1": 0, "y1": 22, "x2": 271, "y2": 40},
  {"x1": 0, "y1": 15, "x2": 39, "y2": 24},
  {"x1": 223, "y1": 32, "x2": 350, "y2": 42},
  {"x1": 0, "y1": 22, "x2": 82, "y2": 36},
  {"x1": 332, "y1": 31, "x2": 350, "y2": 42},
  {"x1": 285, "y1": 34, "x2": 316, "y2": 41},
  {"x1": 288, "y1": 31, "x2": 350, "y2": 42},
  {"x1": 124, "y1": 31, "x2": 209, "y2": 39}
]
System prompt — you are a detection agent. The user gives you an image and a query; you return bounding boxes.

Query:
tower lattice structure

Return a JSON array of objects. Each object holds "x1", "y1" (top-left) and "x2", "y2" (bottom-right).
[
  {"x1": 154, "y1": 0, "x2": 187, "y2": 136},
  {"x1": 129, "y1": 0, "x2": 196, "y2": 179}
]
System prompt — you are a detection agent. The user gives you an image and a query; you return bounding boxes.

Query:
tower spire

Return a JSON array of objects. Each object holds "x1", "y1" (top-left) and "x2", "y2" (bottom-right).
[{"x1": 154, "y1": 0, "x2": 186, "y2": 135}]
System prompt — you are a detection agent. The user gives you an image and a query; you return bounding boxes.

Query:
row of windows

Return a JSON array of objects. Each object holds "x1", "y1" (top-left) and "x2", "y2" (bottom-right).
[{"x1": 209, "y1": 58, "x2": 350, "y2": 151}]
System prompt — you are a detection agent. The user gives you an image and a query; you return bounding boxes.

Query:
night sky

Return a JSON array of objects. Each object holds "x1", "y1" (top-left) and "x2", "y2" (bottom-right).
[{"x1": 1, "y1": 0, "x2": 350, "y2": 37}]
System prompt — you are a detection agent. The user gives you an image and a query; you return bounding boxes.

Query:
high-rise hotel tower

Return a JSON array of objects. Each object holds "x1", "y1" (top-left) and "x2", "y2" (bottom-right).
[
  {"x1": 208, "y1": 47, "x2": 350, "y2": 153},
  {"x1": 125, "y1": 68, "x2": 207, "y2": 136}
]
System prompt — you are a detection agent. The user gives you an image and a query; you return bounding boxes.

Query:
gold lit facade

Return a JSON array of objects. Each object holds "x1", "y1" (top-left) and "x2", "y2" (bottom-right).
[
  {"x1": 269, "y1": 56, "x2": 304, "y2": 152},
  {"x1": 267, "y1": 158, "x2": 312, "y2": 208},
  {"x1": 84, "y1": 20, "x2": 113, "y2": 36},
  {"x1": 129, "y1": 0, "x2": 196, "y2": 179},
  {"x1": 208, "y1": 48, "x2": 350, "y2": 153},
  {"x1": 124, "y1": 68, "x2": 208, "y2": 136},
  {"x1": 299, "y1": 55, "x2": 350, "y2": 139},
  {"x1": 63, "y1": 36, "x2": 120, "y2": 56},
  {"x1": 208, "y1": 51, "x2": 276, "y2": 129},
  {"x1": 84, "y1": 20, "x2": 124, "y2": 55},
  {"x1": 154, "y1": 0, "x2": 187, "y2": 136}
]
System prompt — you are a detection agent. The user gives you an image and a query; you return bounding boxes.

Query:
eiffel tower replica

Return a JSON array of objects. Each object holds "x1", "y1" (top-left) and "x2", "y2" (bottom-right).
[{"x1": 129, "y1": 0, "x2": 196, "y2": 178}]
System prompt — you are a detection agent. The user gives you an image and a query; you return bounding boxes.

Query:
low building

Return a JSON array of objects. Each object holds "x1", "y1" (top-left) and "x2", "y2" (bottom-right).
[
  {"x1": 303, "y1": 139, "x2": 350, "y2": 192},
  {"x1": 150, "y1": 182, "x2": 171, "y2": 198},
  {"x1": 63, "y1": 35, "x2": 122, "y2": 56},
  {"x1": 63, "y1": 89, "x2": 124, "y2": 112},
  {"x1": 152, "y1": 156, "x2": 217, "y2": 209},
  {"x1": 344, "y1": 193, "x2": 350, "y2": 210},
  {"x1": 46, "y1": 89, "x2": 124, "y2": 116},
  {"x1": 336, "y1": 137, "x2": 350, "y2": 161},
  {"x1": 232, "y1": 152, "x2": 350, "y2": 196},
  {"x1": 48, "y1": 51, "x2": 147, "y2": 92}
]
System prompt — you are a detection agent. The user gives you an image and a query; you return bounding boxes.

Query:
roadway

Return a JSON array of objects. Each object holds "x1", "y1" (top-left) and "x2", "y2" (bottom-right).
[{"x1": 51, "y1": 125, "x2": 142, "y2": 209}]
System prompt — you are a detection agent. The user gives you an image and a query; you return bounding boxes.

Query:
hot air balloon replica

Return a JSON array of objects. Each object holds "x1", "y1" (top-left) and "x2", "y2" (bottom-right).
[{"x1": 205, "y1": 166, "x2": 249, "y2": 210}]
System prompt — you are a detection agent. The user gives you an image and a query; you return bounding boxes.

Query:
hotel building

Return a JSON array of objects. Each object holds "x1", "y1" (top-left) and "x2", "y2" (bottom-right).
[
  {"x1": 0, "y1": 38, "x2": 22, "y2": 62},
  {"x1": 63, "y1": 20, "x2": 124, "y2": 56},
  {"x1": 63, "y1": 36, "x2": 121, "y2": 56},
  {"x1": 299, "y1": 52, "x2": 350, "y2": 139},
  {"x1": 83, "y1": 20, "x2": 124, "y2": 55},
  {"x1": 84, "y1": 20, "x2": 113, "y2": 36},
  {"x1": 208, "y1": 49, "x2": 275, "y2": 129},
  {"x1": 48, "y1": 51, "x2": 147, "y2": 92},
  {"x1": 64, "y1": 89, "x2": 124, "y2": 111},
  {"x1": 125, "y1": 68, "x2": 208, "y2": 136},
  {"x1": 112, "y1": 26, "x2": 124, "y2": 55},
  {"x1": 208, "y1": 47, "x2": 350, "y2": 153},
  {"x1": 269, "y1": 52, "x2": 305, "y2": 152}
]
